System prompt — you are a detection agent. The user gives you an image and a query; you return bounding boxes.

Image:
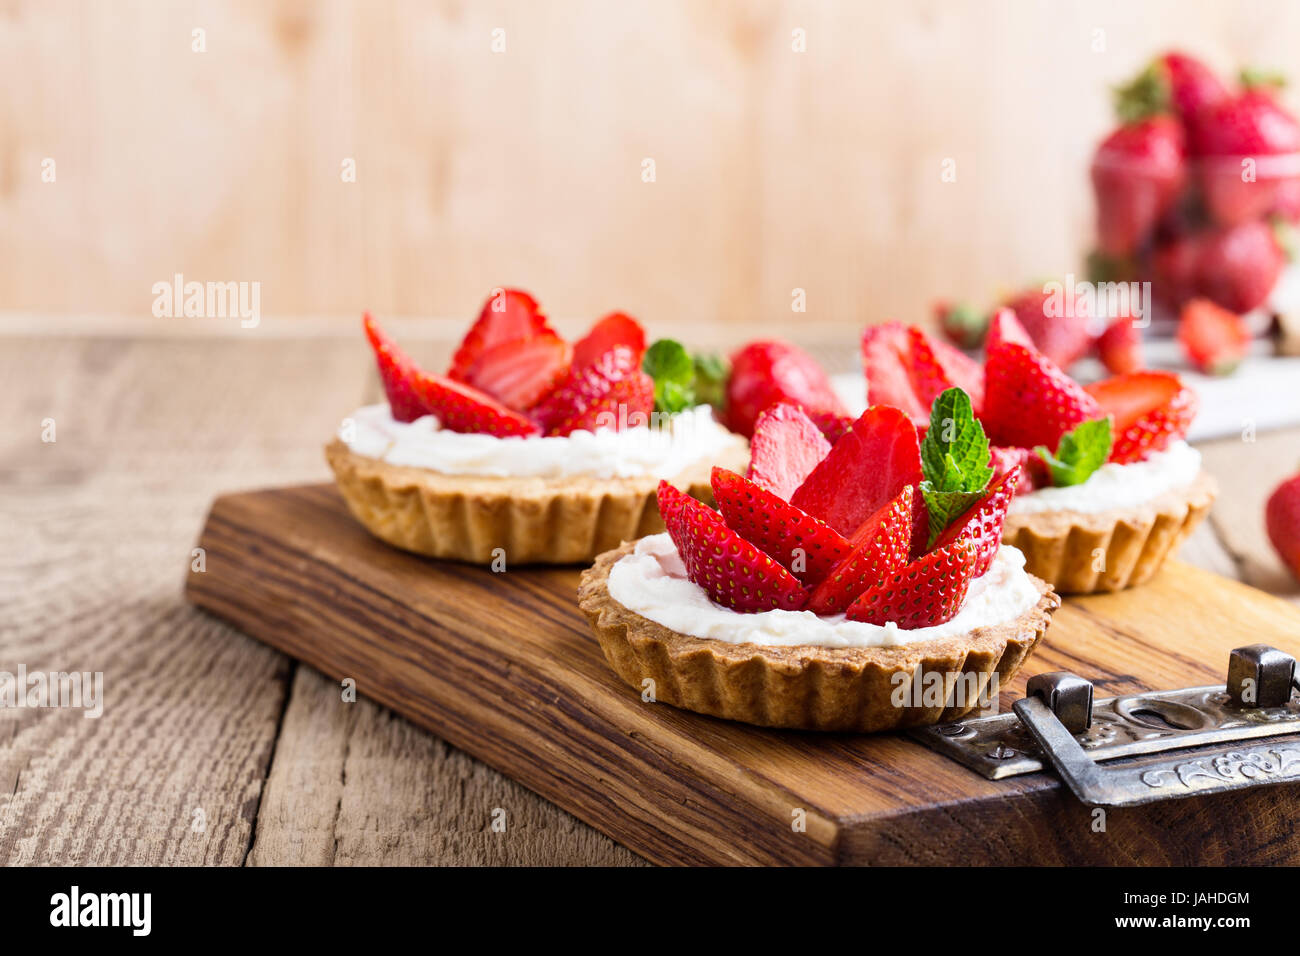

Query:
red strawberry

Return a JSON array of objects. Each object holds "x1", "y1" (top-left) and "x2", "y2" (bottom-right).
[
  {"x1": 746, "y1": 403, "x2": 831, "y2": 501},
  {"x1": 363, "y1": 312, "x2": 429, "y2": 422},
  {"x1": 409, "y1": 370, "x2": 539, "y2": 437},
  {"x1": 463, "y1": 334, "x2": 572, "y2": 410},
  {"x1": 572, "y1": 312, "x2": 647, "y2": 369},
  {"x1": 656, "y1": 481, "x2": 808, "y2": 613},
  {"x1": 1177, "y1": 298, "x2": 1251, "y2": 375},
  {"x1": 724, "y1": 340, "x2": 846, "y2": 439},
  {"x1": 790, "y1": 405, "x2": 923, "y2": 539},
  {"x1": 860, "y1": 322, "x2": 982, "y2": 424},
  {"x1": 1084, "y1": 370, "x2": 1198, "y2": 464},
  {"x1": 806, "y1": 485, "x2": 914, "y2": 615},
  {"x1": 983, "y1": 342, "x2": 1101, "y2": 451},
  {"x1": 530, "y1": 345, "x2": 654, "y2": 436},
  {"x1": 807, "y1": 409, "x2": 854, "y2": 444},
  {"x1": 1097, "y1": 315, "x2": 1145, "y2": 375},
  {"x1": 449, "y1": 289, "x2": 557, "y2": 381},
  {"x1": 1114, "y1": 53, "x2": 1227, "y2": 126},
  {"x1": 1194, "y1": 82, "x2": 1300, "y2": 226},
  {"x1": 711, "y1": 467, "x2": 851, "y2": 587},
  {"x1": 1001, "y1": 284, "x2": 1097, "y2": 369},
  {"x1": 845, "y1": 539, "x2": 979, "y2": 629},
  {"x1": 984, "y1": 307, "x2": 1034, "y2": 354},
  {"x1": 1091, "y1": 116, "x2": 1187, "y2": 257},
  {"x1": 906, "y1": 326, "x2": 984, "y2": 414},
  {"x1": 1266, "y1": 472, "x2": 1300, "y2": 582},
  {"x1": 929, "y1": 466, "x2": 1019, "y2": 577},
  {"x1": 991, "y1": 446, "x2": 1047, "y2": 494},
  {"x1": 1192, "y1": 221, "x2": 1284, "y2": 314},
  {"x1": 1153, "y1": 233, "x2": 1204, "y2": 310}
]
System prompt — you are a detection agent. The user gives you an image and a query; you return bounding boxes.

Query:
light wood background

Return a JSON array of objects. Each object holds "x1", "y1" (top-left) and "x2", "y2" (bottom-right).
[{"x1": 5, "y1": 0, "x2": 1300, "y2": 330}]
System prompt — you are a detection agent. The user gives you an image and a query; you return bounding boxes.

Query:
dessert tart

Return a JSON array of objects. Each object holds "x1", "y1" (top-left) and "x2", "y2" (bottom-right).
[
  {"x1": 979, "y1": 311, "x2": 1216, "y2": 593},
  {"x1": 579, "y1": 391, "x2": 1060, "y2": 732},
  {"x1": 329, "y1": 291, "x2": 747, "y2": 564}
]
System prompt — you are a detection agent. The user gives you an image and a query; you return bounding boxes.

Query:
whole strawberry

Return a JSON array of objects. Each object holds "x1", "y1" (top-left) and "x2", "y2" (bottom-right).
[
  {"x1": 724, "y1": 340, "x2": 846, "y2": 439},
  {"x1": 1001, "y1": 284, "x2": 1096, "y2": 370},
  {"x1": 1266, "y1": 472, "x2": 1300, "y2": 583},
  {"x1": 1091, "y1": 115, "x2": 1187, "y2": 257},
  {"x1": 983, "y1": 341, "x2": 1101, "y2": 450}
]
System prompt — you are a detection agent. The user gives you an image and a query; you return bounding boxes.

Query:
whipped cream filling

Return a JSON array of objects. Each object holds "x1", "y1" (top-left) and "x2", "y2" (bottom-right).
[
  {"x1": 341, "y1": 403, "x2": 744, "y2": 480},
  {"x1": 1008, "y1": 440, "x2": 1201, "y2": 515},
  {"x1": 606, "y1": 533, "x2": 1042, "y2": 649}
]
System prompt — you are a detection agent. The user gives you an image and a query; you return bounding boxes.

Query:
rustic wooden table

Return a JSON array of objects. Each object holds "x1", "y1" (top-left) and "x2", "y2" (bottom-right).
[{"x1": 2, "y1": 330, "x2": 1297, "y2": 866}]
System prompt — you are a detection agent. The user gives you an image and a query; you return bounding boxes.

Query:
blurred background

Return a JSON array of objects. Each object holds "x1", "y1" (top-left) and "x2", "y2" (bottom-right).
[{"x1": 5, "y1": 0, "x2": 1300, "y2": 333}]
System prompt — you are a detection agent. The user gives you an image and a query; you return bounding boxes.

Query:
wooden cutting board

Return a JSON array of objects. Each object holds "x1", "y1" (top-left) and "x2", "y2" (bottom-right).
[{"x1": 185, "y1": 483, "x2": 1300, "y2": 865}]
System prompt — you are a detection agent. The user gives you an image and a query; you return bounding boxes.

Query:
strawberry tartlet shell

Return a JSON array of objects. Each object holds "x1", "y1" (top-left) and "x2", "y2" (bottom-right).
[
  {"x1": 1001, "y1": 469, "x2": 1217, "y2": 594},
  {"x1": 325, "y1": 439, "x2": 748, "y2": 565},
  {"x1": 578, "y1": 540, "x2": 1059, "y2": 733}
]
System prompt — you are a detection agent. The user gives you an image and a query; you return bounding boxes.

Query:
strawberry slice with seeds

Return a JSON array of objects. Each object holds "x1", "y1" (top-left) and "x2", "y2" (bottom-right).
[
  {"x1": 531, "y1": 345, "x2": 654, "y2": 436},
  {"x1": 1084, "y1": 370, "x2": 1198, "y2": 464},
  {"x1": 861, "y1": 323, "x2": 927, "y2": 422},
  {"x1": 449, "y1": 289, "x2": 557, "y2": 381},
  {"x1": 845, "y1": 539, "x2": 979, "y2": 629},
  {"x1": 463, "y1": 334, "x2": 572, "y2": 411},
  {"x1": 409, "y1": 371, "x2": 539, "y2": 437},
  {"x1": 711, "y1": 467, "x2": 851, "y2": 587},
  {"x1": 984, "y1": 306, "x2": 1035, "y2": 355},
  {"x1": 906, "y1": 326, "x2": 985, "y2": 415},
  {"x1": 991, "y1": 446, "x2": 1046, "y2": 494},
  {"x1": 657, "y1": 481, "x2": 808, "y2": 613},
  {"x1": 806, "y1": 485, "x2": 914, "y2": 614},
  {"x1": 572, "y1": 312, "x2": 647, "y2": 369},
  {"x1": 807, "y1": 409, "x2": 854, "y2": 444},
  {"x1": 790, "y1": 405, "x2": 923, "y2": 539},
  {"x1": 929, "y1": 466, "x2": 1019, "y2": 577},
  {"x1": 982, "y1": 342, "x2": 1101, "y2": 450},
  {"x1": 363, "y1": 312, "x2": 429, "y2": 422},
  {"x1": 746, "y1": 403, "x2": 832, "y2": 501}
]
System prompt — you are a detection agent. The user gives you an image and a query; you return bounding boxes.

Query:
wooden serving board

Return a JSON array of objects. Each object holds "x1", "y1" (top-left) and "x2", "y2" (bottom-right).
[{"x1": 186, "y1": 483, "x2": 1300, "y2": 866}]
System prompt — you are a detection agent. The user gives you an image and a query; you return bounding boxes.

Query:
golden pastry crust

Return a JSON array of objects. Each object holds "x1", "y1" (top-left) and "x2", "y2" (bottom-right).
[
  {"x1": 1001, "y1": 469, "x2": 1217, "y2": 594},
  {"x1": 325, "y1": 438, "x2": 749, "y2": 564},
  {"x1": 578, "y1": 540, "x2": 1060, "y2": 732}
]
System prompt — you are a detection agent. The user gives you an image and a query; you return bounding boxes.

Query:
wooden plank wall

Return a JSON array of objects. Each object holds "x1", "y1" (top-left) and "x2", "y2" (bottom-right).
[{"x1": 4, "y1": 0, "x2": 1300, "y2": 326}]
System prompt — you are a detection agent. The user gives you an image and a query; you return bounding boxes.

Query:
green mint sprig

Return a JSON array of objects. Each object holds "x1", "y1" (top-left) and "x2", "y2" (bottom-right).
[
  {"x1": 1035, "y1": 418, "x2": 1112, "y2": 487},
  {"x1": 641, "y1": 339, "x2": 728, "y2": 415},
  {"x1": 919, "y1": 387, "x2": 993, "y2": 546}
]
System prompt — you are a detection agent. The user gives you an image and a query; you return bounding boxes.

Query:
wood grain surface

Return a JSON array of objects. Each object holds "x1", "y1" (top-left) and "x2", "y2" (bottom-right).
[
  {"x1": 187, "y1": 481, "x2": 1300, "y2": 865},
  {"x1": 3, "y1": 330, "x2": 1298, "y2": 865}
]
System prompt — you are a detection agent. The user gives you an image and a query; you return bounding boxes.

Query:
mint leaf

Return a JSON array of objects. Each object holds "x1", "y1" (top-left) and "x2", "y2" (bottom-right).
[
  {"x1": 642, "y1": 339, "x2": 696, "y2": 413},
  {"x1": 1035, "y1": 418, "x2": 1112, "y2": 487},
  {"x1": 919, "y1": 388, "x2": 992, "y2": 545},
  {"x1": 692, "y1": 353, "x2": 728, "y2": 410}
]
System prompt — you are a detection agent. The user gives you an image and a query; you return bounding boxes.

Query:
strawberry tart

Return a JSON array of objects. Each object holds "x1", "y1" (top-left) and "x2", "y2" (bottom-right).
[
  {"x1": 578, "y1": 390, "x2": 1059, "y2": 732},
  {"x1": 981, "y1": 311, "x2": 1217, "y2": 593},
  {"x1": 327, "y1": 291, "x2": 747, "y2": 564}
]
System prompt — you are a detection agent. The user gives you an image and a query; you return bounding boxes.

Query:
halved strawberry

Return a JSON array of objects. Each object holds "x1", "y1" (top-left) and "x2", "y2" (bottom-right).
[
  {"x1": 929, "y1": 466, "x2": 1019, "y2": 577},
  {"x1": 711, "y1": 467, "x2": 851, "y2": 587},
  {"x1": 530, "y1": 345, "x2": 654, "y2": 436},
  {"x1": 657, "y1": 481, "x2": 808, "y2": 613},
  {"x1": 1084, "y1": 370, "x2": 1198, "y2": 464},
  {"x1": 363, "y1": 312, "x2": 429, "y2": 422},
  {"x1": 982, "y1": 342, "x2": 1101, "y2": 450},
  {"x1": 1097, "y1": 315, "x2": 1144, "y2": 375},
  {"x1": 845, "y1": 539, "x2": 979, "y2": 629},
  {"x1": 906, "y1": 326, "x2": 985, "y2": 415},
  {"x1": 572, "y1": 313, "x2": 647, "y2": 369},
  {"x1": 806, "y1": 485, "x2": 914, "y2": 614},
  {"x1": 463, "y1": 334, "x2": 572, "y2": 411},
  {"x1": 448, "y1": 289, "x2": 557, "y2": 381},
  {"x1": 790, "y1": 405, "x2": 923, "y2": 539},
  {"x1": 409, "y1": 370, "x2": 539, "y2": 437},
  {"x1": 746, "y1": 403, "x2": 831, "y2": 501},
  {"x1": 1177, "y1": 298, "x2": 1250, "y2": 375},
  {"x1": 807, "y1": 410, "x2": 854, "y2": 444},
  {"x1": 724, "y1": 339, "x2": 847, "y2": 438},
  {"x1": 861, "y1": 323, "x2": 927, "y2": 422},
  {"x1": 984, "y1": 307, "x2": 1034, "y2": 354},
  {"x1": 990, "y1": 445, "x2": 1047, "y2": 495}
]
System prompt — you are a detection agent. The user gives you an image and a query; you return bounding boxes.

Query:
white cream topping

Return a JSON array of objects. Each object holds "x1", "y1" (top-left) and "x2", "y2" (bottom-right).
[
  {"x1": 606, "y1": 533, "x2": 1041, "y2": 649},
  {"x1": 1008, "y1": 440, "x2": 1201, "y2": 515},
  {"x1": 341, "y1": 403, "x2": 744, "y2": 480}
]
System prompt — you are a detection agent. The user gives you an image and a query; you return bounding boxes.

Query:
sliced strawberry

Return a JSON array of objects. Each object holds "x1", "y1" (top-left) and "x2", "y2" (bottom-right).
[
  {"x1": 1097, "y1": 315, "x2": 1144, "y2": 375},
  {"x1": 724, "y1": 339, "x2": 846, "y2": 438},
  {"x1": 845, "y1": 539, "x2": 979, "y2": 629},
  {"x1": 530, "y1": 345, "x2": 654, "y2": 436},
  {"x1": 746, "y1": 403, "x2": 832, "y2": 501},
  {"x1": 463, "y1": 334, "x2": 572, "y2": 411},
  {"x1": 984, "y1": 307, "x2": 1034, "y2": 354},
  {"x1": 1177, "y1": 297, "x2": 1250, "y2": 375},
  {"x1": 409, "y1": 370, "x2": 539, "y2": 437},
  {"x1": 657, "y1": 481, "x2": 808, "y2": 613},
  {"x1": 1085, "y1": 370, "x2": 1198, "y2": 464},
  {"x1": 449, "y1": 289, "x2": 556, "y2": 381},
  {"x1": 991, "y1": 445, "x2": 1047, "y2": 495},
  {"x1": 806, "y1": 485, "x2": 914, "y2": 614},
  {"x1": 711, "y1": 467, "x2": 851, "y2": 587},
  {"x1": 572, "y1": 313, "x2": 647, "y2": 369},
  {"x1": 807, "y1": 409, "x2": 854, "y2": 444},
  {"x1": 906, "y1": 326, "x2": 985, "y2": 415},
  {"x1": 861, "y1": 323, "x2": 928, "y2": 422},
  {"x1": 363, "y1": 312, "x2": 429, "y2": 422},
  {"x1": 929, "y1": 466, "x2": 1019, "y2": 577},
  {"x1": 982, "y1": 342, "x2": 1101, "y2": 450},
  {"x1": 1000, "y1": 284, "x2": 1097, "y2": 370},
  {"x1": 790, "y1": 405, "x2": 923, "y2": 539}
]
